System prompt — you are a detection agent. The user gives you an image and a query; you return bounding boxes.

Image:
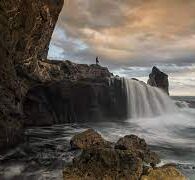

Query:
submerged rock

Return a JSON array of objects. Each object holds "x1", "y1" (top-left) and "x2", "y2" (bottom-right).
[
  {"x1": 63, "y1": 129, "x2": 181, "y2": 180},
  {"x1": 147, "y1": 66, "x2": 169, "y2": 95},
  {"x1": 141, "y1": 166, "x2": 187, "y2": 180}
]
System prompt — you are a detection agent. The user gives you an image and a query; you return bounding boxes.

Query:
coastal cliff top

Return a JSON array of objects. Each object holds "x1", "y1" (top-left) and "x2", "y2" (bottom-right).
[{"x1": 16, "y1": 59, "x2": 113, "y2": 84}]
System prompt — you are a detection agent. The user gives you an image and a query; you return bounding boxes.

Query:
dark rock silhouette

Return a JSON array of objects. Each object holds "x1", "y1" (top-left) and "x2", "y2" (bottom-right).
[{"x1": 147, "y1": 66, "x2": 169, "y2": 95}]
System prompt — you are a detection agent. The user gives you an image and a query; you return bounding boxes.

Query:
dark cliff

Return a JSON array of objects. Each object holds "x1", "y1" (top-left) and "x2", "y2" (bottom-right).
[
  {"x1": 23, "y1": 74, "x2": 127, "y2": 126},
  {"x1": 0, "y1": 0, "x2": 64, "y2": 150}
]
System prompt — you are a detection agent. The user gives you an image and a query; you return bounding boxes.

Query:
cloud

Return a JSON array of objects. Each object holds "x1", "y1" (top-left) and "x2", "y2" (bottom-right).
[
  {"x1": 48, "y1": 0, "x2": 195, "y2": 95},
  {"x1": 49, "y1": 0, "x2": 195, "y2": 66}
]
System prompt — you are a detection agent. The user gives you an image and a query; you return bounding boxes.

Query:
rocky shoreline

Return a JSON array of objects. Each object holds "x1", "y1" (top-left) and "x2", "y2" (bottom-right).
[{"x1": 63, "y1": 129, "x2": 186, "y2": 180}]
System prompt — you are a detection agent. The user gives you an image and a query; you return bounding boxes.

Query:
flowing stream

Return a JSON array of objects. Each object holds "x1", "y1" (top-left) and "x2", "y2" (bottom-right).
[{"x1": 0, "y1": 79, "x2": 195, "y2": 179}]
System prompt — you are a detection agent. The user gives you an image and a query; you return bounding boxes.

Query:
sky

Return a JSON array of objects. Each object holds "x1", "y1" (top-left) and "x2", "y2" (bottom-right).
[{"x1": 48, "y1": 0, "x2": 195, "y2": 96}]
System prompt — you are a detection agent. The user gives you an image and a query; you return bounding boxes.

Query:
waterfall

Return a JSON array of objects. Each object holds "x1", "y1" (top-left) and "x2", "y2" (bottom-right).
[{"x1": 124, "y1": 79, "x2": 177, "y2": 118}]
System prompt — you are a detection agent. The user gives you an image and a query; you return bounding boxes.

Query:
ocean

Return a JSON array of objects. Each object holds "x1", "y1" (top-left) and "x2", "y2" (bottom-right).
[{"x1": 0, "y1": 96, "x2": 195, "y2": 179}]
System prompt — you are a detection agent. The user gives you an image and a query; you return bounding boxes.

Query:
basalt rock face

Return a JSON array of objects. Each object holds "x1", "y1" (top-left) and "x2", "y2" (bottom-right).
[
  {"x1": 147, "y1": 66, "x2": 169, "y2": 95},
  {"x1": 23, "y1": 73, "x2": 127, "y2": 126},
  {"x1": 0, "y1": 0, "x2": 64, "y2": 150}
]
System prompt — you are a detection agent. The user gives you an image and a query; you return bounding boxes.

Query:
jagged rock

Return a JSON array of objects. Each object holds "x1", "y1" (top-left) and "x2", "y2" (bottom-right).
[
  {"x1": 0, "y1": 0, "x2": 64, "y2": 150},
  {"x1": 147, "y1": 66, "x2": 169, "y2": 95},
  {"x1": 63, "y1": 129, "x2": 166, "y2": 180},
  {"x1": 115, "y1": 135, "x2": 160, "y2": 166},
  {"x1": 64, "y1": 148, "x2": 143, "y2": 180},
  {"x1": 70, "y1": 129, "x2": 111, "y2": 150},
  {"x1": 141, "y1": 166, "x2": 187, "y2": 180},
  {"x1": 23, "y1": 77, "x2": 127, "y2": 126},
  {"x1": 63, "y1": 130, "x2": 186, "y2": 180}
]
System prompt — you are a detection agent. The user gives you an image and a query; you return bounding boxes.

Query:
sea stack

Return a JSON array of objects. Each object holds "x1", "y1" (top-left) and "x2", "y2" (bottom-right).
[{"x1": 147, "y1": 66, "x2": 169, "y2": 95}]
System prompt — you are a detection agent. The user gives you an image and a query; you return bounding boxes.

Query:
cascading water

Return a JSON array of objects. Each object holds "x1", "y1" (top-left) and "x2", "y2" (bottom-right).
[{"x1": 124, "y1": 78, "x2": 177, "y2": 118}]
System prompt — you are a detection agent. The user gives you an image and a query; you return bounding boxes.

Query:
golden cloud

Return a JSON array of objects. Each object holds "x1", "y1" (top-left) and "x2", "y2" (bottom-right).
[{"x1": 50, "y1": 0, "x2": 195, "y2": 65}]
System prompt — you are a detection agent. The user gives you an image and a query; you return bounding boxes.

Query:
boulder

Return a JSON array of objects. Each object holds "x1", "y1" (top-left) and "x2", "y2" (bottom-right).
[
  {"x1": 141, "y1": 166, "x2": 187, "y2": 180},
  {"x1": 70, "y1": 129, "x2": 111, "y2": 150},
  {"x1": 63, "y1": 129, "x2": 167, "y2": 180},
  {"x1": 115, "y1": 135, "x2": 160, "y2": 166},
  {"x1": 147, "y1": 66, "x2": 169, "y2": 95},
  {"x1": 64, "y1": 148, "x2": 143, "y2": 180}
]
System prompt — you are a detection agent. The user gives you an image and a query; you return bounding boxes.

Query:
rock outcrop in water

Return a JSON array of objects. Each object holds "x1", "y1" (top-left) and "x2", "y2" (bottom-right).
[
  {"x1": 64, "y1": 129, "x2": 186, "y2": 180},
  {"x1": 0, "y1": 0, "x2": 64, "y2": 150},
  {"x1": 147, "y1": 66, "x2": 169, "y2": 95}
]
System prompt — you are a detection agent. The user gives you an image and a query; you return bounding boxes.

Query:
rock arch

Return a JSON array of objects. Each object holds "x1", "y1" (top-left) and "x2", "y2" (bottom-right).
[{"x1": 0, "y1": 0, "x2": 64, "y2": 150}]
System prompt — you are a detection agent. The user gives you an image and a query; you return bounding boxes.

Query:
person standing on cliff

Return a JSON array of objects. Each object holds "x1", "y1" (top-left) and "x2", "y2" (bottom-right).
[{"x1": 96, "y1": 56, "x2": 100, "y2": 65}]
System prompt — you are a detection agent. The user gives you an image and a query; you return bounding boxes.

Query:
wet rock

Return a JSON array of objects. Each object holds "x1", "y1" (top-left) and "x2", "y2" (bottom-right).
[
  {"x1": 64, "y1": 148, "x2": 143, "y2": 180},
  {"x1": 70, "y1": 129, "x2": 111, "y2": 150},
  {"x1": 147, "y1": 66, "x2": 169, "y2": 95},
  {"x1": 63, "y1": 129, "x2": 168, "y2": 180},
  {"x1": 23, "y1": 77, "x2": 127, "y2": 126},
  {"x1": 63, "y1": 129, "x2": 186, "y2": 180},
  {"x1": 141, "y1": 166, "x2": 187, "y2": 180},
  {"x1": 115, "y1": 135, "x2": 160, "y2": 166}
]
